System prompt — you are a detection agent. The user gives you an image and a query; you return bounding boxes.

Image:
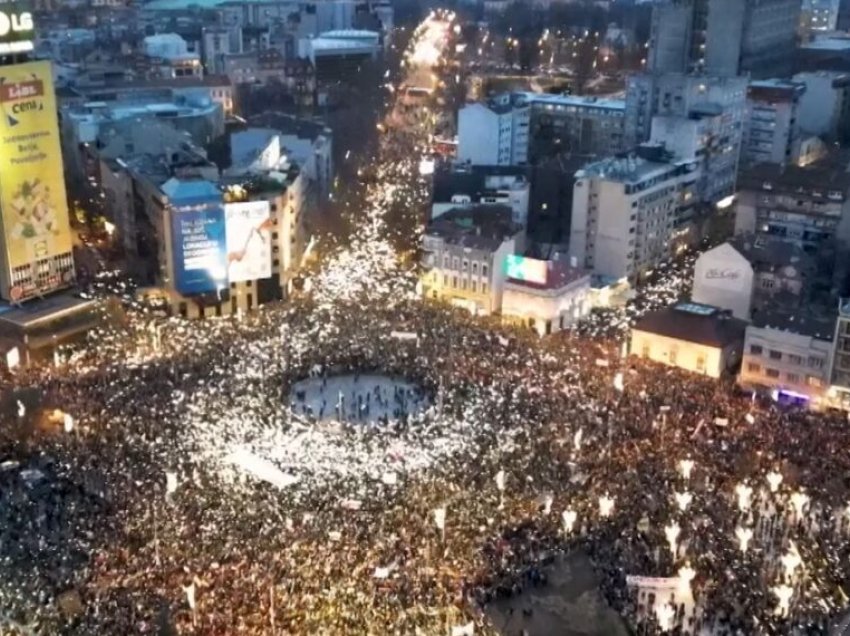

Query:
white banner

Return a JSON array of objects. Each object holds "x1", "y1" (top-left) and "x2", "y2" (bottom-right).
[{"x1": 225, "y1": 201, "x2": 273, "y2": 283}]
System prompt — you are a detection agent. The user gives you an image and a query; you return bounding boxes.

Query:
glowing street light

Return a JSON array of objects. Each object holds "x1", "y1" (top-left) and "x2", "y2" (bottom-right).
[
  {"x1": 674, "y1": 491, "x2": 693, "y2": 512},
  {"x1": 665, "y1": 521, "x2": 680, "y2": 558},
  {"x1": 735, "y1": 483, "x2": 753, "y2": 513},
  {"x1": 599, "y1": 494, "x2": 615, "y2": 518},
  {"x1": 679, "y1": 459, "x2": 695, "y2": 481},
  {"x1": 766, "y1": 470, "x2": 783, "y2": 494},
  {"x1": 735, "y1": 526, "x2": 753, "y2": 554},
  {"x1": 562, "y1": 508, "x2": 577, "y2": 534}
]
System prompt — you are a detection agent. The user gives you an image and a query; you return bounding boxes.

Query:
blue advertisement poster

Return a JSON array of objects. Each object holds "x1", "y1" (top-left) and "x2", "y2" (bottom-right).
[{"x1": 171, "y1": 205, "x2": 228, "y2": 295}]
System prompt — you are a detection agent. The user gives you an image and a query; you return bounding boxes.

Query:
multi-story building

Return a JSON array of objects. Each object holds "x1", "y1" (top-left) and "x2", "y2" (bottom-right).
[
  {"x1": 570, "y1": 145, "x2": 700, "y2": 282},
  {"x1": 743, "y1": 80, "x2": 806, "y2": 167},
  {"x1": 102, "y1": 149, "x2": 308, "y2": 318},
  {"x1": 829, "y1": 298, "x2": 850, "y2": 403},
  {"x1": 646, "y1": 0, "x2": 799, "y2": 78},
  {"x1": 740, "y1": 310, "x2": 835, "y2": 406},
  {"x1": 793, "y1": 71, "x2": 850, "y2": 142},
  {"x1": 420, "y1": 206, "x2": 524, "y2": 315},
  {"x1": 223, "y1": 50, "x2": 315, "y2": 108},
  {"x1": 431, "y1": 170, "x2": 530, "y2": 226},
  {"x1": 61, "y1": 96, "x2": 225, "y2": 183},
  {"x1": 625, "y1": 73, "x2": 747, "y2": 152},
  {"x1": 202, "y1": 26, "x2": 244, "y2": 75},
  {"x1": 457, "y1": 101, "x2": 530, "y2": 167},
  {"x1": 142, "y1": 33, "x2": 203, "y2": 80},
  {"x1": 692, "y1": 235, "x2": 816, "y2": 320},
  {"x1": 650, "y1": 109, "x2": 739, "y2": 204},
  {"x1": 734, "y1": 156, "x2": 850, "y2": 254},
  {"x1": 457, "y1": 92, "x2": 626, "y2": 167}
]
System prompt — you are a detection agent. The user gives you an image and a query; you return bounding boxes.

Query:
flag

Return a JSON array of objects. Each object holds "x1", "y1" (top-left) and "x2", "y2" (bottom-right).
[
  {"x1": 166, "y1": 472, "x2": 178, "y2": 496},
  {"x1": 183, "y1": 582, "x2": 196, "y2": 610},
  {"x1": 433, "y1": 507, "x2": 446, "y2": 531},
  {"x1": 495, "y1": 470, "x2": 505, "y2": 492},
  {"x1": 451, "y1": 622, "x2": 474, "y2": 636}
]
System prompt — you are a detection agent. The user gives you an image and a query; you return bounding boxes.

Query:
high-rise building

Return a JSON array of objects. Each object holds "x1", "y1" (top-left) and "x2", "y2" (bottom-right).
[
  {"x1": 646, "y1": 0, "x2": 800, "y2": 78},
  {"x1": 743, "y1": 79, "x2": 806, "y2": 166},
  {"x1": 0, "y1": 58, "x2": 76, "y2": 302},
  {"x1": 570, "y1": 145, "x2": 699, "y2": 282}
]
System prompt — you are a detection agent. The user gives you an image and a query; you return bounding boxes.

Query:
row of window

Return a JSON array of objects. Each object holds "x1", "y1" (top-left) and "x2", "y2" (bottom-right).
[
  {"x1": 441, "y1": 255, "x2": 490, "y2": 277},
  {"x1": 748, "y1": 345, "x2": 824, "y2": 368},
  {"x1": 746, "y1": 362, "x2": 823, "y2": 387},
  {"x1": 441, "y1": 274, "x2": 488, "y2": 295}
]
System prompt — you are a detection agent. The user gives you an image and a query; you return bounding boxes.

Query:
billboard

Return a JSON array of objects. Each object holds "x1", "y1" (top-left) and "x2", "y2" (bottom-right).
[
  {"x1": 0, "y1": 0, "x2": 35, "y2": 55},
  {"x1": 0, "y1": 60, "x2": 73, "y2": 300},
  {"x1": 225, "y1": 201, "x2": 272, "y2": 283},
  {"x1": 504, "y1": 255, "x2": 548, "y2": 285},
  {"x1": 170, "y1": 204, "x2": 227, "y2": 295}
]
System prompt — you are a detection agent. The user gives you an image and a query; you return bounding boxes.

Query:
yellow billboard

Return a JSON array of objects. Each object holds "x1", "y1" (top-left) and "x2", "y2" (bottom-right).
[{"x1": 0, "y1": 60, "x2": 73, "y2": 299}]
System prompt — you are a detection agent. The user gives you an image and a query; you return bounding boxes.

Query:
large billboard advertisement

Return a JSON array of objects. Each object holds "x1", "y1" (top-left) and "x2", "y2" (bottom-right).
[
  {"x1": 0, "y1": 60, "x2": 73, "y2": 300},
  {"x1": 171, "y1": 204, "x2": 227, "y2": 295},
  {"x1": 504, "y1": 255, "x2": 548, "y2": 285},
  {"x1": 0, "y1": 0, "x2": 35, "y2": 55},
  {"x1": 225, "y1": 201, "x2": 272, "y2": 283}
]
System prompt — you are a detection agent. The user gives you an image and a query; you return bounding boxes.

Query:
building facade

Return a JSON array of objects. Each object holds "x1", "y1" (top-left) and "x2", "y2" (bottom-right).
[
  {"x1": 625, "y1": 73, "x2": 748, "y2": 152},
  {"x1": 501, "y1": 259, "x2": 592, "y2": 335},
  {"x1": 740, "y1": 312, "x2": 835, "y2": 405},
  {"x1": 793, "y1": 71, "x2": 850, "y2": 142},
  {"x1": 570, "y1": 147, "x2": 699, "y2": 282},
  {"x1": 734, "y1": 158, "x2": 850, "y2": 254},
  {"x1": 457, "y1": 102, "x2": 530, "y2": 167},
  {"x1": 743, "y1": 80, "x2": 806, "y2": 167},
  {"x1": 631, "y1": 302, "x2": 747, "y2": 378},
  {"x1": 646, "y1": 0, "x2": 799, "y2": 78},
  {"x1": 420, "y1": 207, "x2": 524, "y2": 315}
]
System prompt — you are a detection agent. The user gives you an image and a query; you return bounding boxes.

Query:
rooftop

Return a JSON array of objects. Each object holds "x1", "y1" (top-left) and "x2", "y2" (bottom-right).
[
  {"x1": 506, "y1": 259, "x2": 589, "y2": 292},
  {"x1": 738, "y1": 155, "x2": 850, "y2": 197},
  {"x1": 801, "y1": 37, "x2": 850, "y2": 52},
  {"x1": 728, "y1": 234, "x2": 815, "y2": 273},
  {"x1": 426, "y1": 205, "x2": 521, "y2": 251},
  {"x1": 751, "y1": 308, "x2": 836, "y2": 341},
  {"x1": 162, "y1": 178, "x2": 221, "y2": 202},
  {"x1": 576, "y1": 151, "x2": 692, "y2": 185},
  {"x1": 633, "y1": 302, "x2": 748, "y2": 348},
  {"x1": 510, "y1": 91, "x2": 625, "y2": 111},
  {"x1": 246, "y1": 112, "x2": 330, "y2": 141}
]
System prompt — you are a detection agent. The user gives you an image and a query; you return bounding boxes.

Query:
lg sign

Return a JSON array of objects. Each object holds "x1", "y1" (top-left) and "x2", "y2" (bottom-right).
[{"x1": 0, "y1": 10, "x2": 33, "y2": 38}]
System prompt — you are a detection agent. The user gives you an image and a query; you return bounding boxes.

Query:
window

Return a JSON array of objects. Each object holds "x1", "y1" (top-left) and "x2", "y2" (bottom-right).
[
  {"x1": 482, "y1": 264, "x2": 489, "y2": 277},
  {"x1": 809, "y1": 356, "x2": 824, "y2": 368},
  {"x1": 471, "y1": 280, "x2": 477, "y2": 293},
  {"x1": 696, "y1": 356, "x2": 706, "y2": 373},
  {"x1": 482, "y1": 282, "x2": 488, "y2": 295},
  {"x1": 452, "y1": 276, "x2": 458, "y2": 288},
  {"x1": 769, "y1": 350, "x2": 782, "y2": 360},
  {"x1": 750, "y1": 345, "x2": 763, "y2": 355},
  {"x1": 453, "y1": 257, "x2": 459, "y2": 270},
  {"x1": 443, "y1": 255, "x2": 449, "y2": 268},
  {"x1": 443, "y1": 274, "x2": 448, "y2": 286},
  {"x1": 786, "y1": 373, "x2": 800, "y2": 384},
  {"x1": 461, "y1": 279, "x2": 467, "y2": 290},
  {"x1": 747, "y1": 362, "x2": 761, "y2": 373},
  {"x1": 641, "y1": 344, "x2": 650, "y2": 358},
  {"x1": 472, "y1": 262, "x2": 478, "y2": 275},
  {"x1": 765, "y1": 368, "x2": 780, "y2": 378},
  {"x1": 462, "y1": 259, "x2": 468, "y2": 272},
  {"x1": 807, "y1": 376, "x2": 822, "y2": 387},
  {"x1": 788, "y1": 354, "x2": 803, "y2": 366},
  {"x1": 669, "y1": 348, "x2": 677, "y2": 364}
]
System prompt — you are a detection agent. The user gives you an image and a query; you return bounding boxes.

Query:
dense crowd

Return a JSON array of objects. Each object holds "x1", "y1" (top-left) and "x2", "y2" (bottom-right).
[
  {"x1": 0, "y1": 296, "x2": 849, "y2": 635},
  {"x1": 1, "y1": 12, "x2": 849, "y2": 636}
]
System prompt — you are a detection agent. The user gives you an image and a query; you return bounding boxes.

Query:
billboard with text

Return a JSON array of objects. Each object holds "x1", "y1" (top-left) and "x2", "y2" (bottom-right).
[
  {"x1": 0, "y1": 60, "x2": 73, "y2": 300},
  {"x1": 171, "y1": 204, "x2": 227, "y2": 295},
  {"x1": 504, "y1": 255, "x2": 548, "y2": 285},
  {"x1": 225, "y1": 201, "x2": 273, "y2": 283},
  {"x1": 0, "y1": 0, "x2": 35, "y2": 55}
]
